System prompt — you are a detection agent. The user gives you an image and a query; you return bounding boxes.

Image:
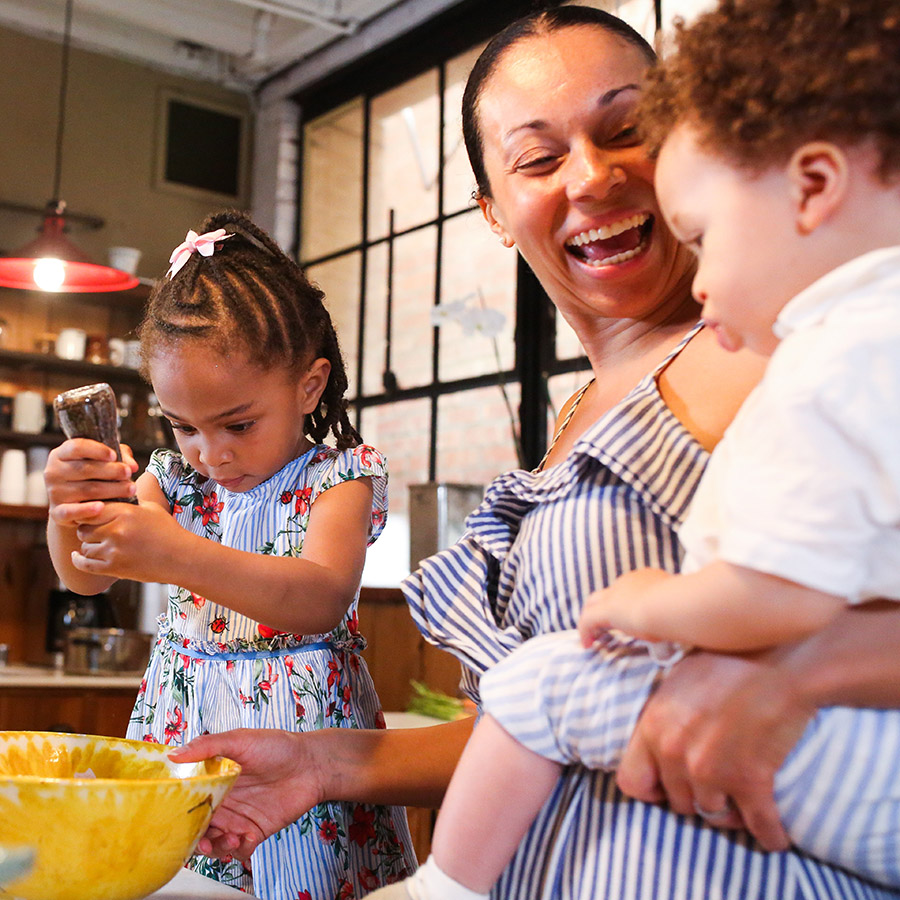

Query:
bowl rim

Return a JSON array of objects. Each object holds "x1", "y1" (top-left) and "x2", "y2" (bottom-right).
[{"x1": 0, "y1": 731, "x2": 240, "y2": 785}]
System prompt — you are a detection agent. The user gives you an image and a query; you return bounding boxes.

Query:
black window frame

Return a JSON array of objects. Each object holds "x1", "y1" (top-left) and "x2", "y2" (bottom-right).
[{"x1": 292, "y1": 0, "x2": 591, "y2": 475}]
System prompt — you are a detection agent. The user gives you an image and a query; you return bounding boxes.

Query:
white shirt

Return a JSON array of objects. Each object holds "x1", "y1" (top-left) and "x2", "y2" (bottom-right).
[{"x1": 680, "y1": 246, "x2": 900, "y2": 603}]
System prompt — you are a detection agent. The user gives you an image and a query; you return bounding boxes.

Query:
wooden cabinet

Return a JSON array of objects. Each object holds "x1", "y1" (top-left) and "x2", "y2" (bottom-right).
[
  {"x1": 0, "y1": 284, "x2": 162, "y2": 663},
  {"x1": 0, "y1": 685, "x2": 137, "y2": 737},
  {"x1": 358, "y1": 587, "x2": 464, "y2": 712}
]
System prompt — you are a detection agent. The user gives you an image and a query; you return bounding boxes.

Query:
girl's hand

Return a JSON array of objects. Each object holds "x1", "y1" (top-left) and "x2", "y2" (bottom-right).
[
  {"x1": 169, "y1": 729, "x2": 326, "y2": 861},
  {"x1": 45, "y1": 438, "x2": 138, "y2": 525},
  {"x1": 71, "y1": 499, "x2": 184, "y2": 584},
  {"x1": 578, "y1": 568, "x2": 673, "y2": 646}
]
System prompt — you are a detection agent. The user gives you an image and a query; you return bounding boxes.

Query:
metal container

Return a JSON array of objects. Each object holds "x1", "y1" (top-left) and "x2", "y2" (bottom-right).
[
  {"x1": 408, "y1": 482, "x2": 484, "y2": 570},
  {"x1": 63, "y1": 627, "x2": 152, "y2": 676}
]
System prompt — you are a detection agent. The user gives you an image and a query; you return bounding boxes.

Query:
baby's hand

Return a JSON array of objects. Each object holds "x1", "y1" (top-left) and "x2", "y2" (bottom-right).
[
  {"x1": 45, "y1": 439, "x2": 138, "y2": 526},
  {"x1": 578, "y1": 568, "x2": 674, "y2": 646}
]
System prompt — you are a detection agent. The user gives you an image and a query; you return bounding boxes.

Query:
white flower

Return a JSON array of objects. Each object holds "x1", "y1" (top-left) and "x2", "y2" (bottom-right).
[
  {"x1": 430, "y1": 300, "x2": 467, "y2": 328},
  {"x1": 457, "y1": 306, "x2": 507, "y2": 338}
]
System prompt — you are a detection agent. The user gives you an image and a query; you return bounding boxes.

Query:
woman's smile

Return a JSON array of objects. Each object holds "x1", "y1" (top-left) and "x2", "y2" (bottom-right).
[{"x1": 565, "y1": 212, "x2": 653, "y2": 267}]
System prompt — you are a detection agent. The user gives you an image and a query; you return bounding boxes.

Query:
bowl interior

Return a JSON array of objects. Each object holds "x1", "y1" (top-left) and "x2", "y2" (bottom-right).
[{"x1": 0, "y1": 731, "x2": 237, "y2": 781}]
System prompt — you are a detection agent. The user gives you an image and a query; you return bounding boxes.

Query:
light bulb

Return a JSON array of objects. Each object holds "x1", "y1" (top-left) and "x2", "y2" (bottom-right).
[{"x1": 33, "y1": 257, "x2": 66, "y2": 292}]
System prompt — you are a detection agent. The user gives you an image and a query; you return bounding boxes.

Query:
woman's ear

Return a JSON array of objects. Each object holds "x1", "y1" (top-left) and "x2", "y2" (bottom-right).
[
  {"x1": 477, "y1": 195, "x2": 515, "y2": 248},
  {"x1": 788, "y1": 142, "x2": 848, "y2": 234},
  {"x1": 298, "y1": 358, "x2": 331, "y2": 414}
]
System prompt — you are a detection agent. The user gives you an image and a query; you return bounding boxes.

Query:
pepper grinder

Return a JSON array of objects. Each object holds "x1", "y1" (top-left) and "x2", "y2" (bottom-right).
[{"x1": 53, "y1": 382, "x2": 138, "y2": 503}]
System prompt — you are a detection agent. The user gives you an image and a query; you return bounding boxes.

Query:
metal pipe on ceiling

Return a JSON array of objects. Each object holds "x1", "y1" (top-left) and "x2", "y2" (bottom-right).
[{"x1": 220, "y1": 0, "x2": 356, "y2": 34}]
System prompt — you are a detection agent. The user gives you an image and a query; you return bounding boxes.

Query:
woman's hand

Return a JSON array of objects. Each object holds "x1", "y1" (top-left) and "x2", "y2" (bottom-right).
[
  {"x1": 45, "y1": 438, "x2": 138, "y2": 525},
  {"x1": 71, "y1": 499, "x2": 185, "y2": 584},
  {"x1": 169, "y1": 730, "x2": 326, "y2": 860},
  {"x1": 617, "y1": 648, "x2": 813, "y2": 849}
]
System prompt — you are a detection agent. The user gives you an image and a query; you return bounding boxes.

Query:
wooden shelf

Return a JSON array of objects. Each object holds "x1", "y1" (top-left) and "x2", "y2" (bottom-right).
[
  {"x1": 0, "y1": 503, "x2": 47, "y2": 521},
  {"x1": 0, "y1": 429, "x2": 159, "y2": 457},
  {"x1": 0, "y1": 282, "x2": 150, "y2": 311},
  {"x1": 0, "y1": 348, "x2": 145, "y2": 383}
]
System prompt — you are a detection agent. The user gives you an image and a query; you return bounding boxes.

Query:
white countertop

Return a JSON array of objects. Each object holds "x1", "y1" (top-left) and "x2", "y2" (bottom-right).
[
  {"x1": 382, "y1": 710, "x2": 447, "y2": 729},
  {"x1": 0, "y1": 664, "x2": 143, "y2": 689},
  {"x1": 150, "y1": 867, "x2": 246, "y2": 898}
]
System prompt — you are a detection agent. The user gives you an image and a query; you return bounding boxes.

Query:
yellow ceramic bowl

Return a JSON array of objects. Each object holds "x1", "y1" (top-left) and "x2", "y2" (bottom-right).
[{"x1": 0, "y1": 731, "x2": 240, "y2": 900}]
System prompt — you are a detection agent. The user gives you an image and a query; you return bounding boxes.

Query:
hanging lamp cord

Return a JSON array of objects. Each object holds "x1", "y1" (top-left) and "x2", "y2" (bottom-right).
[{"x1": 51, "y1": 0, "x2": 74, "y2": 206}]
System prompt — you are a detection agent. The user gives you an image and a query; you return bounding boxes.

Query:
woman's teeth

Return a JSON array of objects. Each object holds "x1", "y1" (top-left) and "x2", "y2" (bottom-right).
[
  {"x1": 568, "y1": 213, "x2": 649, "y2": 247},
  {"x1": 566, "y1": 213, "x2": 651, "y2": 267}
]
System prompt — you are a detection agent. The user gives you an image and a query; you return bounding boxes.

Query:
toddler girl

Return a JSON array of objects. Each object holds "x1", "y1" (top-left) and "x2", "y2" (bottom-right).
[{"x1": 45, "y1": 210, "x2": 416, "y2": 899}]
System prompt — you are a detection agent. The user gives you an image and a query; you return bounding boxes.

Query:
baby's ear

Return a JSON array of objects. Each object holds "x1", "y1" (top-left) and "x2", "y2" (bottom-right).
[
  {"x1": 298, "y1": 358, "x2": 331, "y2": 414},
  {"x1": 788, "y1": 142, "x2": 848, "y2": 234}
]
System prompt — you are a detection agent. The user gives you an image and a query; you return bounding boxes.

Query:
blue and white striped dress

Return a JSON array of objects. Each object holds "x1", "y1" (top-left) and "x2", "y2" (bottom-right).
[
  {"x1": 127, "y1": 444, "x2": 416, "y2": 900},
  {"x1": 403, "y1": 329, "x2": 900, "y2": 900}
]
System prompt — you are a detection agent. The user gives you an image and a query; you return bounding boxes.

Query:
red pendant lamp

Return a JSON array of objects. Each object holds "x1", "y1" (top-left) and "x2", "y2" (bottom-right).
[{"x1": 0, "y1": 0, "x2": 139, "y2": 293}]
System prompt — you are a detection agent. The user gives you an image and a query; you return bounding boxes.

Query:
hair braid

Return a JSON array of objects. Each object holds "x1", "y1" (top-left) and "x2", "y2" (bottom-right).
[{"x1": 139, "y1": 208, "x2": 359, "y2": 449}]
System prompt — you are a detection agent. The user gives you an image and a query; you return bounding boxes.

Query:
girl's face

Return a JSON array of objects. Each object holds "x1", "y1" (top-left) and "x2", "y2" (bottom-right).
[
  {"x1": 148, "y1": 341, "x2": 328, "y2": 492},
  {"x1": 475, "y1": 26, "x2": 695, "y2": 328}
]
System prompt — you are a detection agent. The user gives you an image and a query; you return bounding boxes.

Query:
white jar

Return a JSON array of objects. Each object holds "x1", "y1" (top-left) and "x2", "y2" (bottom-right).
[
  {"x1": 26, "y1": 446, "x2": 50, "y2": 505},
  {"x1": 0, "y1": 448, "x2": 27, "y2": 505},
  {"x1": 56, "y1": 328, "x2": 87, "y2": 361},
  {"x1": 12, "y1": 390, "x2": 45, "y2": 434}
]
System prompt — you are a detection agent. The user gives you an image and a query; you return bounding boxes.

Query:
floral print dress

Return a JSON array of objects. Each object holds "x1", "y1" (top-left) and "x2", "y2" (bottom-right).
[{"x1": 126, "y1": 444, "x2": 416, "y2": 900}]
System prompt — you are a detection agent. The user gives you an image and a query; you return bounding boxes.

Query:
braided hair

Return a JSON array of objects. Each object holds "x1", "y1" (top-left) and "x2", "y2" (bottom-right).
[{"x1": 138, "y1": 209, "x2": 360, "y2": 450}]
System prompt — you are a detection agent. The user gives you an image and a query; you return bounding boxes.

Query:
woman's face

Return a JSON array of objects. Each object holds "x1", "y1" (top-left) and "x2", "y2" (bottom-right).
[{"x1": 476, "y1": 26, "x2": 694, "y2": 325}]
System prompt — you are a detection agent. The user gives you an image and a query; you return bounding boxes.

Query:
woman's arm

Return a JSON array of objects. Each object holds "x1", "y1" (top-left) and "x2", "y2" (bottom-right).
[
  {"x1": 170, "y1": 718, "x2": 475, "y2": 859},
  {"x1": 71, "y1": 475, "x2": 374, "y2": 634},
  {"x1": 617, "y1": 600, "x2": 900, "y2": 849}
]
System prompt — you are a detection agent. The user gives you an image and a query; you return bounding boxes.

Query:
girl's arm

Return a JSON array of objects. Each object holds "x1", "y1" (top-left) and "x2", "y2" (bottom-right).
[
  {"x1": 72, "y1": 475, "x2": 374, "y2": 634},
  {"x1": 45, "y1": 438, "x2": 139, "y2": 595},
  {"x1": 170, "y1": 717, "x2": 476, "y2": 860},
  {"x1": 617, "y1": 600, "x2": 900, "y2": 850},
  {"x1": 578, "y1": 561, "x2": 845, "y2": 652}
]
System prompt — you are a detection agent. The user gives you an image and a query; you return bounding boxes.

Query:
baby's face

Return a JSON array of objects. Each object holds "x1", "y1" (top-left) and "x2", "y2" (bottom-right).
[{"x1": 654, "y1": 124, "x2": 799, "y2": 356}]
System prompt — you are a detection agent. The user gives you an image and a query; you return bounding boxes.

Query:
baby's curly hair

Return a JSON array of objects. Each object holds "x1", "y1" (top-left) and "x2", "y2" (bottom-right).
[{"x1": 638, "y1": 0, "x2": 900, "y2": 181}]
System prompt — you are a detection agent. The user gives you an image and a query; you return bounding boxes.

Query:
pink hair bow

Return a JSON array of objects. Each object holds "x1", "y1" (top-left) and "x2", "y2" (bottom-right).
[{"x1": 166, "y1": 228, "x2": 232, "y2": 279}]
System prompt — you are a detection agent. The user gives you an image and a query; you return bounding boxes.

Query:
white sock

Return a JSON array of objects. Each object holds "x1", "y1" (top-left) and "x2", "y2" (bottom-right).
[{"x1": 406, "y1": 855, "x2": 491, "y2": 900}]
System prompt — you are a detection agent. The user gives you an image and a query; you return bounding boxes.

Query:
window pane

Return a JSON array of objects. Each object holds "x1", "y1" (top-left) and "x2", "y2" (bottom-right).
[
  {"x1": 443, "y1": 44, "x2": 485, "y2": 214},
  {"x1": 301, "y1": 99, "x2": 364, "y2": 260},
  {"x1": 369, "y1": 70, "x2": 440, "y2": 239},
  {"x1": 437, "y1": 384, "x2": 522, "y2": 485},
  {"x1": 581, "y1": 0, "x2": 657, "y2": 43},
  {"x1": 305, "y1": 253, "x2": 362, "y2": 397},
  {"x1": 363, "y1": 228, "x2": 438, "y2": 395},
  {"x1": 360, "y1": 399, "x2": 431, "y2": 520},
  {"x1": 438, "y1": 210, "x2": 517, "y2": 381},
  {"x1": 359, "y1": 398, "x2": 432, "y2": 587},
  {"x1": 547, "y1": 368, "x2": 593, "y2": 444}
]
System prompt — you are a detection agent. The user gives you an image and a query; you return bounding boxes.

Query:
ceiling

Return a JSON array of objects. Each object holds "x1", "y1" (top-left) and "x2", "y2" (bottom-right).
[{"x1": 0, "y1": 0, "x2": 412, "y2": 91}]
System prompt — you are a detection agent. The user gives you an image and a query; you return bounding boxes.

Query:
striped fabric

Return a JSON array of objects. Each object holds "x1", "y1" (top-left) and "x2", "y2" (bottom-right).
[
  {"x1": 481, "y1": 631, "x2": 900, "y2": 887},
  {"x1": 402, "y1": 327, "x2": 900, "y2": 900},
  {"x1": 127, "y1": 445, "x2": 416, "y2": 899}
]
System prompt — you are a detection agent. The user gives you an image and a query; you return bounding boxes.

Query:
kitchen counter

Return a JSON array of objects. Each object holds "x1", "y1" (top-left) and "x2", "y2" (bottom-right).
[{"x1": 0, "y1": 664, "x2": 143, "y2": 689}]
